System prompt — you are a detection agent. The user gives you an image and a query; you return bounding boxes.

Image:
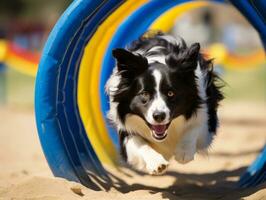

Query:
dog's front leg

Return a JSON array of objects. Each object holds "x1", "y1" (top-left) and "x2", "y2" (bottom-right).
[
  {"x1": 174, "y1": 128, "x2": 199, "y2": 164},
  {"x1": 120, "y1": 132, "x2": 169, "y2": 175}
]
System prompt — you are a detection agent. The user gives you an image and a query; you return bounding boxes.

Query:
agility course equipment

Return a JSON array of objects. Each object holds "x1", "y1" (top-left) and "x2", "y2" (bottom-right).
[
  {"x1": 35, "y1": 0, "x2": 266, "y2": 189},
  {"x1": 205, "y1": 43, "x2": 265, "y2": 70},
  {"x1": 0, "y1": 40, "x2": 39, "y2": 76}
]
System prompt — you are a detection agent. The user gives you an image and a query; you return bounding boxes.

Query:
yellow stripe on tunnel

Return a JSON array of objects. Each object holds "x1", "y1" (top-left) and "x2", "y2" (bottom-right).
[
  {"x1": 78, "y1": 0, "x2": 148, "y2": 166},
  {"x1": 150, "y1": 1, "x2": 209, "y2": 32}
]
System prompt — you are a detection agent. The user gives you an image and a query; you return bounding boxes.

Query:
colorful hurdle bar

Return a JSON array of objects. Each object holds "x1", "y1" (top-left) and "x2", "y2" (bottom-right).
[{"x1": 35, "y1": 0, "x2": 266, "y2": 190}]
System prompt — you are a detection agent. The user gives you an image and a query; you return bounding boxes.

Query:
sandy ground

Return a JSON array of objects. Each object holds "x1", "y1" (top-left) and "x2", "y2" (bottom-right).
[{"x1": 0, "y1": 101, "x2": 265, "y2": 200}]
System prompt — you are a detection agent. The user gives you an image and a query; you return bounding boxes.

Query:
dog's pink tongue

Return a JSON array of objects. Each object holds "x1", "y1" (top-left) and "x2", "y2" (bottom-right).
[{"x1": 151, "y1": 125, "x2": 167, "y2": 135}]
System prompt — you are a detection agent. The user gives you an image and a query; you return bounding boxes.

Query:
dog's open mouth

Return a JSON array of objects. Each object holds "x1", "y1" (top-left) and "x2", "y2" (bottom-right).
[{"x1": 149, "y1": 123, "x2": 170, "y2": 141}]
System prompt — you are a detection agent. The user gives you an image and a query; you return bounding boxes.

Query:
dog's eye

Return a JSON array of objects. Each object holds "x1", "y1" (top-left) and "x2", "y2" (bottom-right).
[
  {"x1": 140, "y1": 91, "x2": 150, "y2": 103},
  {"x1": 167, "y1": 90, "x2": 175, "y2": 97}
]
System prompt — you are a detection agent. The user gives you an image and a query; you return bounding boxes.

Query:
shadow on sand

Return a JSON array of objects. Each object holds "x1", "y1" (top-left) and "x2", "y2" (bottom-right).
[
  {"x1": 83, "y1": 145, "x2": 265, "y2": 200},
  {"x1": 85, "y1": 164, "x2": 265, "y2": 200}
]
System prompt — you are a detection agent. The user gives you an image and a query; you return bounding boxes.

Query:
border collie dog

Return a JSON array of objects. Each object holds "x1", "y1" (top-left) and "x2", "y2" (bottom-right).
[{"x1": 105, "y1": 31, "x2": 223, "y2": 175}]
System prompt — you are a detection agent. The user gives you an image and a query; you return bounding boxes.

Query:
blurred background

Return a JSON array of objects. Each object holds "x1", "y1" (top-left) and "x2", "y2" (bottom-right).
[
  {"x1": 0, "y1": 0, "x2": 71, "y2": 108},
  {"x1": 0, "y1": 1, "x2": 265, "y2": 199}
]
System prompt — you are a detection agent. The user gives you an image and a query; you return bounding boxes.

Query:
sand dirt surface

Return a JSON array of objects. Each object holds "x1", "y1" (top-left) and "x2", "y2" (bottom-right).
[{"x1": 0, "y1": 101, "x2": 265, "y2": 200}]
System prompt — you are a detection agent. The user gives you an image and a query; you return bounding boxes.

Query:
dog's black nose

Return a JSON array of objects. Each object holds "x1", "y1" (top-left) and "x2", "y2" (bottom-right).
[{"x1": 153, "y1": 111, "x2": 166, "y2": 122}]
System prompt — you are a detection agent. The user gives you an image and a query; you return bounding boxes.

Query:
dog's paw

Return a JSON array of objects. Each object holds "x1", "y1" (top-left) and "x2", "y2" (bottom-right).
[
  {"x1": 175, "y1": 150, "x2": 195, "y2": 164},
  {"x1": 145, "y1": 155, "x2": 169, "y2": 175}
]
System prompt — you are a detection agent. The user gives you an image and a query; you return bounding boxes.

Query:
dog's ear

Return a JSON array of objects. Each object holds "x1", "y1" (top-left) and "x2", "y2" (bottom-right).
[
  {"x1": 166, "y1": 43, "x2": 200, "y2": 72},
  {"x1": 187, "y1": 43, "x2": 200, "y2": 61},
  {"x1": 112, "y1": 48, "x2": 148, "y2": 74}
]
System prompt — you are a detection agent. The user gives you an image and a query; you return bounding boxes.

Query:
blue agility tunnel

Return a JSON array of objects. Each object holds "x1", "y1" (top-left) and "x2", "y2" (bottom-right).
[{"x1": 35, "y1": 0, "x2": 266, "y2": 190}]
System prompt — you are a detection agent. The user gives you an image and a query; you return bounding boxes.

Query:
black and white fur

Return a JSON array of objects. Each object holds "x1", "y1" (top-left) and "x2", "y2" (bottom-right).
[{"x1": 105, "y1": 31, "x2": 223, "y2": 175}]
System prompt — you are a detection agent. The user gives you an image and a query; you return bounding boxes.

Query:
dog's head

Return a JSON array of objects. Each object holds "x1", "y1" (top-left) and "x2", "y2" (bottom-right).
[{"x1": 110, "y1": 42, "x2": 203, "y2": 141}]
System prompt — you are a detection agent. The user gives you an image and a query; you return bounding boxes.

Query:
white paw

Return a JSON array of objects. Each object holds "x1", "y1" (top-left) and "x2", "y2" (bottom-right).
[
  {"x1": 175, "y1": 150, "x2": 195, "y2": 164},
  {"x1": 145, "y1": 155, "x2": 169, "y2": 175}
]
